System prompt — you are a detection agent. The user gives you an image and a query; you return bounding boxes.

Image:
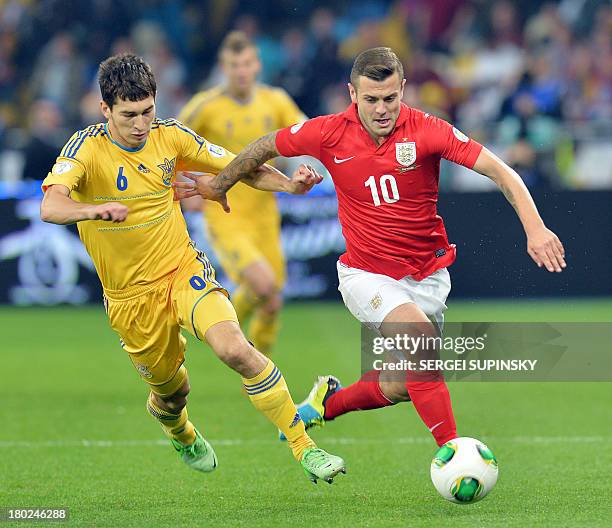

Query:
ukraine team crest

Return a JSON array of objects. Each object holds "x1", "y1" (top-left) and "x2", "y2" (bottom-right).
[
  {"x1": 396, "y1": 142, "x2": 417, "y2": 166},
  {"x1": 157, "y1": 157, "x2": 176, "y2": 186}
]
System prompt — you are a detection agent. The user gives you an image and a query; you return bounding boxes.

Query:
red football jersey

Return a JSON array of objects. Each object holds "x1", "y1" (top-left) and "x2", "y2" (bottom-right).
[{"x1": 276, "y1": 103, "x2": 483, "y2": 281}]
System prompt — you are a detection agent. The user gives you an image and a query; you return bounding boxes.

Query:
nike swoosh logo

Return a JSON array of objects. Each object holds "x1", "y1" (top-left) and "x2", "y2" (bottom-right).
[
  {"x1": 334, "y1": 156, "x2": 355, "y2": 164},
  {"x1": 428, "y1": 420, "x2": 445, "y2": 433}
]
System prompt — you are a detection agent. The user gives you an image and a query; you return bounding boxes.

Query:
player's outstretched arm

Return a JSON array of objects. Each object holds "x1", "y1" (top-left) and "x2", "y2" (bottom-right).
[
  {"x1": 243, "y1": 163, "x2": 323, "y2": 194},
  {"x1": 41, "y1": 184, "x2": 128, "y2": 225},
  {"x1": 173, "y1": 164, "x2": 322, "y2": 212},
  {"x1": 173, "y1": 130, "x2": 321, "y2": 211},
  {"x1": 189, "y1": 131, "x2": 279, "y2": 211},
  {"x1": 215, "y1": 130, "x2": 280, "y2": 190},
  {"x1": 472, "y1": 147, "x2": 566, "y2": 273}
]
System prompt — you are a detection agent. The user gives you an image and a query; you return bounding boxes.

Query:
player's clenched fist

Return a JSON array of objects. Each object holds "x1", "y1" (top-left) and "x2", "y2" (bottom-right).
[
  {"x1": 289, "y1": 164, "x2": 323, "y2": 195},
  {"x1": 172, "y1": 172, "x2": 229, "y2": 212},
  {"x1": 91, "y1": 203, "x2": 129, "y2": 222},
  {"x1": 527, "y1": 225, "x2": 566, "y2": 273}
]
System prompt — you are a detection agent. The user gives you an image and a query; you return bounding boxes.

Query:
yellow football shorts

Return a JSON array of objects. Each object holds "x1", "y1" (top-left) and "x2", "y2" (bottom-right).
[
  {"x1": 104, "y1": 244, "x2": 237, "y2": 395},
  {"x1": 206, "y1": 216, "x2": 286, "y2": 288}
]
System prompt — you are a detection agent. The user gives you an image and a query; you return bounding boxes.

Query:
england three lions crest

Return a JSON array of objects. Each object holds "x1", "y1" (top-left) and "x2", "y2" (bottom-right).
[{"x1": 396, "y1": 142, "x2": 417, "y2": 166}]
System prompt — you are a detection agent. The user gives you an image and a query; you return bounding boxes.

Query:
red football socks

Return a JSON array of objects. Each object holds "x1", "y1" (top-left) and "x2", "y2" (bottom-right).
[
  {"x1": 324, "y1": 369, "x2": 457, "y2": 446},
  {"x1": 405, "y1": 371, "x2": 457, "y2": 446},
  {"x1": 324, "y1": 370, "x2": 394, "y2": 420}
]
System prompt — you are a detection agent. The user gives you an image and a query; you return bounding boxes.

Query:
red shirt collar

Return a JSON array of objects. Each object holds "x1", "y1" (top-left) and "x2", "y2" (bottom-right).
[{"x1": 341, "y1": 102, "x2": 410, "y2": 129}]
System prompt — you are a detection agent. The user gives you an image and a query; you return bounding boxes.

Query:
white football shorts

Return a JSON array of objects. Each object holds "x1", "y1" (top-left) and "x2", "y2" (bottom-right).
[{"x1": 336, "y1": 261, "x2": 451, "y2": 331}]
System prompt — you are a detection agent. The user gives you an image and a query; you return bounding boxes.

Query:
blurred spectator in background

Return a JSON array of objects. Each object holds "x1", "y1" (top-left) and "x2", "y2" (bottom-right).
[
  {"x1": 443, "y1": 2, "x2": 481, "y2": 54},
  {"x1": 0, "y1": 29, "x2": 18, "y2": 108},
  {"x1": 274, "y1": 28, "x2": 311, "y2": 115},
  {"x1": 446, "y1": 2, "x2": 526, "y2": 131},
  {"x1": 564, "y1": 4, "x2": 611, "y2": 122},
  {"x1": 501, "y1": 51, "x2": 563, "y2": 123},
  {"x1": 397, "y1": 0, "x2": 466, "y2": 52},
  {"x1": 338, "y1": 4, "x2": 410, "y2": 64},
  {"x1": 340, "y1": 19, "x2": 385, "y2": 62},
  {"x1": 318, "y1": 83, "x2": 351, "y2": 115},
  {"x1": 565, "y1": 41, "x2": 611, "y2": 122},
  {"x1": 497, "y1": 46, "x2": 565, "y2": 188},
  {"x1": 301, "y1": 8, "x2": 345, "y2": 115},
  {"x1": 27, "y1": 33, "x2": 86, "y2": 128},
  {"x1": 234, "y1": 14, "x2": 283, "y2": 83},
  {"x1": 403, "y1": 49, "x2": 453, "y2": 119},
  {"x1": 21, "y1": 99, "x2": 64, "y2": 181},
  {"x1": 143, "y1": 35, "x2": 188, "y2": 118},
  {"x1": 487, "y1": 0, "x2": 523, "y2": 47}
]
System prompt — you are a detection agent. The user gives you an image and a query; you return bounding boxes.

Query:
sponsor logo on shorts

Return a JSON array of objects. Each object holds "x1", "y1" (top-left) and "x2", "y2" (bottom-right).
[
  {"x1": 370, "y1": 292, "x2": 383, "y2": 310},
  {"x1": 435, "y1": 248, "x2": 447, "y2": 258},
  {"x1": 135, "y1": 364, "x2": 153, "y2": 379}
]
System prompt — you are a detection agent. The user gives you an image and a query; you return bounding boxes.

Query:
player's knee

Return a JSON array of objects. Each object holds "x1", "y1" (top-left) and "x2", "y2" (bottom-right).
[
  {"x1": 161, "y1": 394, "x2": 187, "y2": 414},
  {"x1": 244, "y1": 265, "x2": 278, "y2": 303},
  {"x1": 379, "y1": 379, "x2": 411, "y2": 403},
  {"x1": 158, "y1": 381, "x2": 190, "y2": 413},
  {"x1": 260, "y1": 292, "x2": 282, "y2": 315},
  {"x1": 393, "y1": 391, "x2": 412, "y2": 403},
  {"x1": 396, "y1": 321, "x2": 440, "y2": 361},
  {"x1": 251, "y1": 281, "x2": 278, "y2": 304}
]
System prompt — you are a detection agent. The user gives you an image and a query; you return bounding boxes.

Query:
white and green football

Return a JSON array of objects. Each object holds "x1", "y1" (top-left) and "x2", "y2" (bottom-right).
[{"x1": 430, "y1": 437, "x2": 498, "y2": 504}]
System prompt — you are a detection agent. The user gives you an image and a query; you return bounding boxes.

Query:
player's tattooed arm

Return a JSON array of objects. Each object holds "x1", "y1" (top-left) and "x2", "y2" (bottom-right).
[
  {"x1": 173, "y1": 131, "x2": 322, "y2": 210},
  {"x1": 472, "y1": 147, "x2": 566, "y2": 273},
  {"x1": 174, "y1": 162, "x2": 323, "y2": 210},
  {"x1": 216, "y1": 131, "x2": 280, "y2": 192},
  {"x1": 241, "y1": 163, "x2": 323, "y2": 195}
]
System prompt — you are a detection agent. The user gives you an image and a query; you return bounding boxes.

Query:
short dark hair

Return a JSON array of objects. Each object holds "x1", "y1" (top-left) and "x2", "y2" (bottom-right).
[
  {"x1": 98, "y1": 54, "x2": 157, "y2": 108},
  {"x1": 219, "y1": 30, "x2": 255, "y2": 57},
  {"x1": 350, "y1": 47, "x2": 404, "y2": 88}
]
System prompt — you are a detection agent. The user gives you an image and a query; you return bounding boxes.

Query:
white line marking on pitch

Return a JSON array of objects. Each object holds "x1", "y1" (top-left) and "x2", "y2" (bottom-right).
[{"x1": 0, "y1": 436, "x2": 609, "y2": 449}]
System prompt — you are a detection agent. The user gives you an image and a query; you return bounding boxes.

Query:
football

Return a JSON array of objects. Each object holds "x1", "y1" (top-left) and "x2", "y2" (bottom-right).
[{"x1": 430, "y1": 437, "x2": 498, "y2": 504}]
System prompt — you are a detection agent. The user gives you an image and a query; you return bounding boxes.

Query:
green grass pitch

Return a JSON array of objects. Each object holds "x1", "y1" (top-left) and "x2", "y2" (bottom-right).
[{"x1": 1, "y1": 299, "x2": 611, "y2": 527}]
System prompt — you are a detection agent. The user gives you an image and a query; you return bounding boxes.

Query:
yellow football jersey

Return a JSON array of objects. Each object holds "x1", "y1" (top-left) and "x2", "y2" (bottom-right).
[
  {"x1": 178, "y1": 84, "x2": 304, "y2": 224},
  {"x1": 41, "y1": 119, "x2": 235, "y2": 293}
]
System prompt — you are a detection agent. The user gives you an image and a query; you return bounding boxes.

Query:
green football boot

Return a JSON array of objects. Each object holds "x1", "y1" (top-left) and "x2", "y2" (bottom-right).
[
  {"x1": 301, "y1": 447, "x2": 346, "y2": 484},
  {"x1": 279, "y1": 375, "x2": 342, "y2": 441},
  {"x1": 171, "y1": 428, "x2": 217, "y2": 473}
]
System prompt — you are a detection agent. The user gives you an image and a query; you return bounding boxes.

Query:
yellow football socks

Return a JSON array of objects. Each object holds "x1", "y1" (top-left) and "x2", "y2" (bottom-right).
[
  {"x1": 242, "y1": 360, "x2": 315, "y2": 460},
  {"x1": 146, "y1": 392, "x2": 196, "y2": 445}
]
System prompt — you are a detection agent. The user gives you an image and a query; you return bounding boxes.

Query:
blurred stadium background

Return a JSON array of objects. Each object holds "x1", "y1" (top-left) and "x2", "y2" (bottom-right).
[{"x1": 0, "y1": 0, "x2": 611, "y2": 306}]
